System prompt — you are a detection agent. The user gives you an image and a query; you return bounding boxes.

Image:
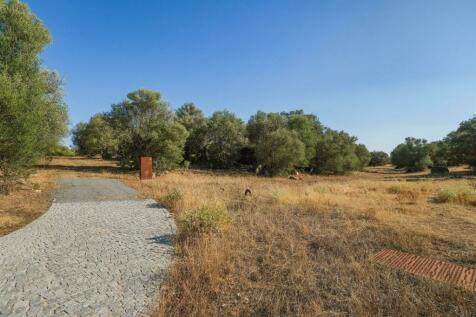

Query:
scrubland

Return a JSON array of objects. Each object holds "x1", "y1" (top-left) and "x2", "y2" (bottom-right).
[{"x1": 1, "y1": 157, "x2": 475, "y2": 316}]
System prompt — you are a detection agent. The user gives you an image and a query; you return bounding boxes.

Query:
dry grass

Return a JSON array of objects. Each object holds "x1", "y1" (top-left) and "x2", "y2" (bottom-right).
[
  {"x1": 0, "y1": 169, "x2": 56, "y2": 236},
  {"x1": 0, "y1": 156, "x2": 131, "y2": 236},
  {"x1": 130, "y1": 168, "x2": 476, "y2": 317},
  {"x1": 2, "y1": 157, "x2": 475, "y2": 315}
]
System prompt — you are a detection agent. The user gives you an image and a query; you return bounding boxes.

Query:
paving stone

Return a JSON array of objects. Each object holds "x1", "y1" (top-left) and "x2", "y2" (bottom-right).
[{"x1": 0, "y1": 178, "x2": 175, "y2": 316}]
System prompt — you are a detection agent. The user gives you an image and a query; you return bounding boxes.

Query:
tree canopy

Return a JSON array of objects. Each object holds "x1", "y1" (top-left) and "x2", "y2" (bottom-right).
[{"x1": 0, "y1": 0, "x2": 68, "y2": 193}]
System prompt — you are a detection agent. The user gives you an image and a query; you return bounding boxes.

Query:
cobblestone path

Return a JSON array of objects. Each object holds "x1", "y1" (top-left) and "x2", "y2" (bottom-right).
[{"x1": 0, "y1": 178, "x2": 175, "y2": 317}]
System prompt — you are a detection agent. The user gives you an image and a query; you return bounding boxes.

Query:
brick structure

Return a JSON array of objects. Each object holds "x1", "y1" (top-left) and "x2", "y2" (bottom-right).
[{"x1": 374, "y1": 249, "x2": 476, "y2": 291}]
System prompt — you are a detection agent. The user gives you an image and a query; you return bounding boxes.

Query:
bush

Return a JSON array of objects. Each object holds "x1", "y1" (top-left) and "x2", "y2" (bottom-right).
[
  {"x1": 434, "y1": 187, "x2": 476, "y2": 205},
  {"x1": 161, "y1": 190, "x2": 184, "y2": 209},
  {"x1": 255, "y1": 128, "x2": 306, "y2": 176},
  {"x1": 178, "y1": 206, "x2": 230, "y2": 238}
]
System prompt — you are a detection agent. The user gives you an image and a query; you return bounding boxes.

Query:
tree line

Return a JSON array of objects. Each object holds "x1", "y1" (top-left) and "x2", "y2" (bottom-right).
[
  {"x1": 0, "y1": 0, "x2": 68, "y2": 193},
  {"x1": 72, "y1": 89, "x2": 372, "y2": 176},
  {"x1": 389, "y1": 116, "x2": 476, "y2": 172},
  {"x1": 74, "y1": 88, "x2": 475, "y2": 176}
]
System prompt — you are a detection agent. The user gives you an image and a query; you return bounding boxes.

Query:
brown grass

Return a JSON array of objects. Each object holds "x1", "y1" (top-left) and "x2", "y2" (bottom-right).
[
  {"x1": 122, "y1": 166, "x2": 476, "y2": 316},
  {"x1": 0, "y1": 156, "x2": 130, "y2": 236},
  {"x1": 2, "y1": 157, "x2": 475, "y2": 315}
]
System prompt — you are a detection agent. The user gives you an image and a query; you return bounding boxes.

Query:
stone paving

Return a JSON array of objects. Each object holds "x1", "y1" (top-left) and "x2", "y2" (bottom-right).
[{"x1": 0, "y1": 178, "x2": 176, "y2": 317}]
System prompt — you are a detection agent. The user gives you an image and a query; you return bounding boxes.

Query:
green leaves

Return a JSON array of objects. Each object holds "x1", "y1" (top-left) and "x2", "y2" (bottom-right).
[
  {"x1": 390, "y1": 137, "x2": 433, "y2": 172},
  {"x1": 0, "y1": 0, "x2": 68, "y2": 193},
  {"x1": 256, "y1": 128, "x2": 306, "y2": 176}
]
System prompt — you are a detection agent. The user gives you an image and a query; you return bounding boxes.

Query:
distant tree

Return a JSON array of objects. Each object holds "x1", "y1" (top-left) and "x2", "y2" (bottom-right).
[
  {"x1": 286, "y1": 113, "x2": 322, "y2": 164},
  {"x1": 446, "y1": 115, "x2": 476, "y2": 168},
  {"x1": 427, "y1": 140, "x2": 451, "y2": 167},
  {"x1": 204, "y1": 110, "x2": 247, "y2": 168},
  {"x1": 107, "y1": 89, "x2": 188, "y2": 170},
  {"x1": 72, "y1": 114, "x2": 117, "y2": 159},
  {"x1": 175, "y1": 103, "x2": 208, "y2": 164},
  {"x1": 247, "y1": 110, "x2": 323, "y2": 167},
  {"x1": 354, "y1": 144, "x2": 371, "y2": 170},
  {"x1": 369, "y1": 151, "x2": 390, "y2": 166},
  {"x1": 247, "y1": 111, "x2": 287, "y2": 145},
  {"x1": 0, "y1": 0, "x2": 68, "y2": 193},
  {"x1": 255, "y1": 128, "x2": 306, "y2": 176},
  {"x1": 390, "y1": 137, "x2": 433, "y2": 172},
  {"x1": 311, "y1": 129, "x2": 362, "y2": 174},
  {"x1": 49, "y1": 144, "x2": 75, "y2": 157}
]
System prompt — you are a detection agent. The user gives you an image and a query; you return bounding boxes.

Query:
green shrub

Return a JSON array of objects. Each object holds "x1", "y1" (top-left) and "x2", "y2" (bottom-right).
[
  {"x1": 434, "y1": 187, "x2": 476, "y2": 205},
  {"x1": 49, "y1": 144, "x2": 75, "y2": 157},
  {"x1": 161, "y1": 189, "x2": 184, "y2": 209},
  {"x1": 178, "y1": 206, "x2": 230, "y2": 238}
]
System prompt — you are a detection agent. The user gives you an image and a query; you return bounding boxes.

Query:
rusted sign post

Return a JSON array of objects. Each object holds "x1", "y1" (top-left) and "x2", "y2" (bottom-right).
[{"x1": 140, "y1": 157, "x2": 153, "y2": 180}]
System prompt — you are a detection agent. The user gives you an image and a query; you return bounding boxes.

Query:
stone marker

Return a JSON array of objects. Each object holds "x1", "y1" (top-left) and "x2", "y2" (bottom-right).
[{"x1": 140, "y1": 156, "x2": 153, "y2": 180}]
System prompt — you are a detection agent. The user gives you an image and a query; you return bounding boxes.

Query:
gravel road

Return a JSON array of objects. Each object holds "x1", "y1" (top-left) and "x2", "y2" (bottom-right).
[{"x1": 0, "y1": 178, "x2": 175, "y2": 317}]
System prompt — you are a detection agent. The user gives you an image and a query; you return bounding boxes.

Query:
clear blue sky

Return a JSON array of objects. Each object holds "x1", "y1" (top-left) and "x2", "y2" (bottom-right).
[{"x1": 25, "y1": 0, "x2": 476, "y2": 152}]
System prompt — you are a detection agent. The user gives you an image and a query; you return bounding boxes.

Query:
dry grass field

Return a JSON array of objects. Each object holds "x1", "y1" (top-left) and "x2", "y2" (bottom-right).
[{"x1": 1, "y1": 157, "x2": 475, "y2": 316}]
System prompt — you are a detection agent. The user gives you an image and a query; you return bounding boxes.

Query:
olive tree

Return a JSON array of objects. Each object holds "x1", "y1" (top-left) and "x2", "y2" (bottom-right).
[
  {"x1": 203, "y1": 110, "x2": 247, "y2": 168},
  {"x1": 0, "y1": 0, "x2": 68, "y2": 193},
  {"x1": 106, "y1": 89, "x2": 188, "y2": 171},
  {"x1": 255, "y1": 128, "x2": 306, "y2": 176},
  {"x1": 390, "y1": 137, "x2": 433, "y2": 172},
  {"x1": 369, "y1": 151, "x2": 390, "y2": 166},
  {"x1": 446, "y1": 116, "x2": 476, "y2": 169}
]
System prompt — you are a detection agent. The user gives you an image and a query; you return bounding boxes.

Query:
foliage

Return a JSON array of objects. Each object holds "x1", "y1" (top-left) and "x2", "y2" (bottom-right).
[
  {"x1": 105, "y1": 89, "x2": 188, "y2": 170},
  {"x1": 434, "y1": 186, "x2": 476, "y2": 205},
  {"x1": 247, "y1": 111, "x2": 287, "y2": 144},
  {"x1": 0, "y1": 0, "x2": 68, "y2": 193},
  {"x1": 286, "y1": 112, "x2": 322, "y2": 163},
  {"x1": 176, "y1": 103, "x2": 208, "y2": 164},
  {"x1": 312, "y1": 129, "x2": 363, "y2": 174},
  {"x1": 369, "y1": 151, "x2": 390, "y2": 166},
  {"x1": 72, "y1": 114, "x2": 117, "y2": 159},
  {"x1": 203, "y1": 110, "x2": 247, "y2": 169},
  {"x1": 354, "y1": 144, "x2": 371, "y2": 170},
  {"x1": 390, "y1": 137, "x2": 433, "y2": 172},
  {"x1": 161, "y1": 189, "x2": 184, "y2": 209},
  {"x1": 49, "y1": 144, "x2": 75, "y2": 157},
  {"x1": 446, "y1": 116, "x2": 476, "y2": 168},
  {"x1": 255, "y1": 128, "x2": 306, "y2": 176},
  {"x1": 178, "y1": 206, "x2": 230, "y2": 238}
]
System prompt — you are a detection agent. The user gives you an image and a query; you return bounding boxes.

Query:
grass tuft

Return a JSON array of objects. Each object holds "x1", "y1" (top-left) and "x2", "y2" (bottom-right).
[
  {"x1": 178, "y1": 206, "x2": 230, "y2": 238},
  {"x1": 434, "y1": 186, "x2": 476, "y2": 205}
]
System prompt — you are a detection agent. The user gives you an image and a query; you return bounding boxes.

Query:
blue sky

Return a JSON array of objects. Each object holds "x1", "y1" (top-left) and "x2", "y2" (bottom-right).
[{"x1": 25, "y1": 0, "x2": 476, "y2": 152}]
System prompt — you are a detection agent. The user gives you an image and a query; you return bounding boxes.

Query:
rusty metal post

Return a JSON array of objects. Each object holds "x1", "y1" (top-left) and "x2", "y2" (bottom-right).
[{"x1": 140, "y1": 157, "x2": 153, "y2": 180}]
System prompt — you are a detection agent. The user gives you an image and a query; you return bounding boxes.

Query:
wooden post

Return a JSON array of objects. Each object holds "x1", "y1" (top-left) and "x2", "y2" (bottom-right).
[{"x1": 140, "y1": 157, "x2": 153, "y2": 180}]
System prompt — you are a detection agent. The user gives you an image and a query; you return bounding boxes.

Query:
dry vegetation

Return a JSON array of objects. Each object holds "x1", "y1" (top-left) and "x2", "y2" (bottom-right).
[
  {"x1": 129, "y1": 165, "x2": 476, "y2": 316},
  {"x1": 1, "y1": 157, "x2": 475, "y2": 316}
]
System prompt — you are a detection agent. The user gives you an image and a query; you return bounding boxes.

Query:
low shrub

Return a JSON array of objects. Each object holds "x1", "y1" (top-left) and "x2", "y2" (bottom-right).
[
  {"x1": 434, "y1": 187, "x2": 476, "y2": 205},
  {"x1": 178, "y1": 206, "x2": 230, "y2": 238},
  {"x1": 161, "y1": 189, "x2": 184, "y2": 209}
]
